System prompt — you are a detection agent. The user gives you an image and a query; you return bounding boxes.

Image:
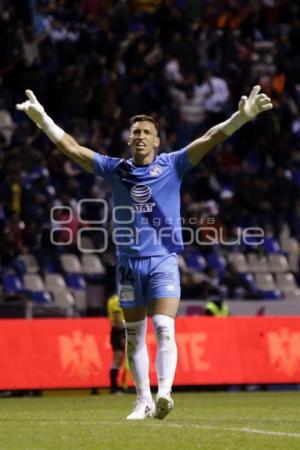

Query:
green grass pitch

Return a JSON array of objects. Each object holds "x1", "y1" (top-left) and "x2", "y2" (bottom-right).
[{"x1": 1, "y1": 392, "x2": 300, "y2": 450}]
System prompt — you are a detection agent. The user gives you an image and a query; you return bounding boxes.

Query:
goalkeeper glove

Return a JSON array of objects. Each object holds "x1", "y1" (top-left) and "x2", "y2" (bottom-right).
[
  {"x1": 222, "y1": 85, "x2": 273, "y2": 136},
  {"x1": 16, "y1": 90, "x2": 64, "y2": 143}
]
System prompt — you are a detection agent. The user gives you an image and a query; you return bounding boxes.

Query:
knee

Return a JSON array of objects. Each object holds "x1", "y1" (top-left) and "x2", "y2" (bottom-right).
[
  {"x1": 125, "y1": 319, "x2": 147, "y2": 360},
  {"x1": 153, "y1": 314, "x2": 175, "y2": 348}
]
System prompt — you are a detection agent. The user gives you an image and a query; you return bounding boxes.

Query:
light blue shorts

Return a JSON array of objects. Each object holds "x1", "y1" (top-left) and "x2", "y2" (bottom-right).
[{"x1": 116, "y1": 253, "x2": 181, "y2": 309}]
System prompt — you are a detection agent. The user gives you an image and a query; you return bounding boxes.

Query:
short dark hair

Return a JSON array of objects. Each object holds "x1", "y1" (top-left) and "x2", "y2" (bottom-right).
[{"x1": 129, "y1": 115, "x2": 159, "y2": 134}]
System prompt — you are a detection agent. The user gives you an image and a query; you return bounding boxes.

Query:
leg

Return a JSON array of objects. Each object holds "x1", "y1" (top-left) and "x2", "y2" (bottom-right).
[
  {"x1": 123, "y1": 306, "x2": 154, "y2": 419},
  {"x1": 150, "y1": 298, "x2": 179, "y2": 419},
  {"x1": 123, "y1": 306, "x2": 151, "y2": 399},
  {"x1": 110, "y1": 327, "x2": 126, "y2": 393},
  {"x1": 117, "y1": 256, "x2": 154, "y2": 419},
  {"x1": 123, "y1": 306, "x2": 147, "y2": 322},
  {"x1": 110, "y1": 350, "x2": 124, "y2": 394},
  {"x1": 146, "y1": 254, "x2": 181, "y2": 419},
  {"x1": 150, "y1": 297, "x2": 179, "y2": 394}
]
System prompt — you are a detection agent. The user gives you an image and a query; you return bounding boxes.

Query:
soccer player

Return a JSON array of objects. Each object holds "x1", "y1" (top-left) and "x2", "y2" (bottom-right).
[{"x1": 16, "y1": 86, "x2": 272, "y2": 420}]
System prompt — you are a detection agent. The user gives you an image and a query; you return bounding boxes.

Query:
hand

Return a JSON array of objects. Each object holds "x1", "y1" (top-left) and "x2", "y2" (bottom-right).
[
  {"x1": 239, "y1": 85, "x2": 273, "y2": 120},
  {"x1": 16, "y1": 90, "x2": 47, "y2": 129}
]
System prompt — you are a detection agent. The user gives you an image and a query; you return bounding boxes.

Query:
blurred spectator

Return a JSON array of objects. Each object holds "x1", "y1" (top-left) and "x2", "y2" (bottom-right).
[
  {"x1": 200, "y1": 69, "x2": 230, "y2": 127},
  {"x1": 0, "y1": 99, "x2": 15, "y2": 145},
  {"x1": 170, "y1": 81, "x2": 206, "y2": 144}
]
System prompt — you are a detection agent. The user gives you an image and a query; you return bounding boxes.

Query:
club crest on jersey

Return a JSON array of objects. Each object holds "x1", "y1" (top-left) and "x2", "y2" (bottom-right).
[
  {"x1": 149, "y1": 165, "x2": 162, "y2": 177},
  {"x1": 130, "y1": 184, "x2": 155, "y2": 212}
]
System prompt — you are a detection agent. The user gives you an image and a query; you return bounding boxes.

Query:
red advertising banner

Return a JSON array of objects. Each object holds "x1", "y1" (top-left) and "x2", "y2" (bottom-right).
[{"x1": 0, "y1": 317, "x2": 300, "y2": 390}]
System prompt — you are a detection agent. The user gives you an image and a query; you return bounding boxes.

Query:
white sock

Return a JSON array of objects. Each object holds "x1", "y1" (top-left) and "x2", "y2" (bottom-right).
[
  {"x1": 152, "y1": 314, "x2": 177, "y2": 397},
  {"x1": 125, "y1": 318, "x2": 152, "y2": 402}
]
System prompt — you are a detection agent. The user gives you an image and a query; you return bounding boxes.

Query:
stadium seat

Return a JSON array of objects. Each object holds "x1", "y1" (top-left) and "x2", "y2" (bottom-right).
[
  {"x1": 17, "y1": 254, "x2": 40, "y2": 273},
  {"x1": 66, "y1": 273, "x2": 86, "y2": 290},
  {"x1": 206, "y1": 254, "x2": 227, "y2": 274},
  {"x1": 23, "y1": 274, "x2": 45, "y2": 291},
  {"x1": 263, "y1": 237, "x2": 281, "y2": 254},
  {"x1": 3, "y1": 272, "x2": 23, "y2": 293},
  {"x1": 283, "y1": 289, "x2": 300, "y2": 300},
  {"x1": 81, "y1": 255, "x2": 106, "y2": 275},
  {"x1": 255, "y1": 273, "x2": 276, "y2": 290},
  {"x1": 239, "y1": 272, "x2": 260, "y2": 296},
  {"x1": 255, "y1": 272, "x2": 282, "y2": 300},
  {"x1": 275, "y1": 273, "x2": 297, "y2": 292},
  {"x1": 52, "y1": 291, "x2": 75, "y2": 315},
  {"x1": 247, "y1": 253, "x2": 269, "y2": 273},
  {"x1": 60, "y1": 254, "x2": 83, "y2": 273},
  {"x1": 260, "y1": 290, "x2": 282, "y2": 300},
  {"x1": 227, "y1": 253, "x2": 249, "y2": 272},
  {"x1": 280, "y1": 237, "x2": 300, "y2": 255},
  {"x1": 31, "y1": 291, "x2": 52, "y2": 304},
  {"x1": 183, "y1": 248, "x2": 207, "y2": 271},
  {"x1": 288, "y1": 253, "x2": 299, "y2": 272},
  {"x1": 268, "y1": 254, "x2": 289, "y2": 273},
  {"x1": 44, "y1": 273, "x2": 67, "y2": 292}
]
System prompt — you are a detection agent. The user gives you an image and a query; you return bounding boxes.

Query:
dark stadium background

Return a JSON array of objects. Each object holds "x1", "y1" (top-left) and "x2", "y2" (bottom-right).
[{"x1": 1, "y1": 0, "x2": 300, "y2": 393}]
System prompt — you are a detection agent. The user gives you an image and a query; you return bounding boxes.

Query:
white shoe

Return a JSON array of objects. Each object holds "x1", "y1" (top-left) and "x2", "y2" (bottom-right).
[
  {"x1": 154, "y1": 393, "x2": 174, "y2": 420},
  {"x1": 126, "y1": 397, "x2": 155, "y2": 420}
]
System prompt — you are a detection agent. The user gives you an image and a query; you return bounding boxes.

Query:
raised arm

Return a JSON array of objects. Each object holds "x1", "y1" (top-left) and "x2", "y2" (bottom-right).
[
  {"x1": 16, "y1": 90, "x2": 95, "y2": 173},
  {"x1": 187, "y1": 85, "x2": 273, "y2": 166}
]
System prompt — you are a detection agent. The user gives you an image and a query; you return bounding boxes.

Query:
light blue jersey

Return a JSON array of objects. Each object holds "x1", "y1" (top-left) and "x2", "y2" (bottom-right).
[{"x1": 93, "y1": 148, "x2": 191, "y2": 257}]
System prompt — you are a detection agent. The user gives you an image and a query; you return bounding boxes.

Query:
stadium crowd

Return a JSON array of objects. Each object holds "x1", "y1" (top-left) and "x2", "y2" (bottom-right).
[{"x1": 1, "y1": 0, "x2": 300, "y2": 303}]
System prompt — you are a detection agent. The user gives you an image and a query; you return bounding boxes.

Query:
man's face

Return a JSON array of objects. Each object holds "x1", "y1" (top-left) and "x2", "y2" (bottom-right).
[{"x1": 128, "y1": 121, "x2": 160, "y2": 159}]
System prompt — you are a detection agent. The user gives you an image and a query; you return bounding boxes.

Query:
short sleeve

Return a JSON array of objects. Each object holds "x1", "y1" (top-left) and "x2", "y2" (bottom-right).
[
  {"x1": 167, "y1": 147, "x2": 191, "y2": 178},
  {"x1": 93, "y1": 154, "x2": 120, "y2": 179}
]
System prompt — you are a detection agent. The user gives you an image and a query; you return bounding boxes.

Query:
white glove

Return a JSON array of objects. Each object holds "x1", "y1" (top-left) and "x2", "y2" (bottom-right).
[
  {"x1": 238, "y1": 85, "x2": 273, "y2": 120},
  {"x1": 221, "y1": 85, "x2": 273, "y2": 136},
  {"x1": 16, "y1": 90, "x2": 47, "y2": 129},
  {"x1": 16, "y1": 90, "x2": 64, "y2": 143}
]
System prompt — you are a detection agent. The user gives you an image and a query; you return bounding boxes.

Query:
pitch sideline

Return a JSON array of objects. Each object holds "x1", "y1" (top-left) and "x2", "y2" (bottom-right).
[{"x1": 97, "y1": 420, "x2": 300, "y2": 438}]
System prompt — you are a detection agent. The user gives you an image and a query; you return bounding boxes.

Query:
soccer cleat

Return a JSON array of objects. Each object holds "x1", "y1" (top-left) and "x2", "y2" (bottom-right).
[
  {"x1": 154, "y1": 394, "x2": 174, "y2": 420},
  {"x1": 126, "y1": 397, "x2": 155, "y2": 420}
]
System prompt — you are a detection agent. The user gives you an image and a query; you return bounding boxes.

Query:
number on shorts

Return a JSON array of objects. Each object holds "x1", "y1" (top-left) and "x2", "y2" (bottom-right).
[{"x1": 118, "y1": 267, "x2": 134, "y2": 283}]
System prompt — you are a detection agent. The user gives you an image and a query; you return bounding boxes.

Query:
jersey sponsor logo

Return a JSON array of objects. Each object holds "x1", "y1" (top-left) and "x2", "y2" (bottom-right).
[
  {"x1": 130, "y1": 184, "x2": 152, "y2": 203},
  {"x1": 149, "y1": 165, "x2": 162, "y2": 177},
  {"x1": 130, "y1": 184, "x2": 156, "y2": 213},
  {"x1": 132, "y1": 203, "x2": 155, "y2": 213}
]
